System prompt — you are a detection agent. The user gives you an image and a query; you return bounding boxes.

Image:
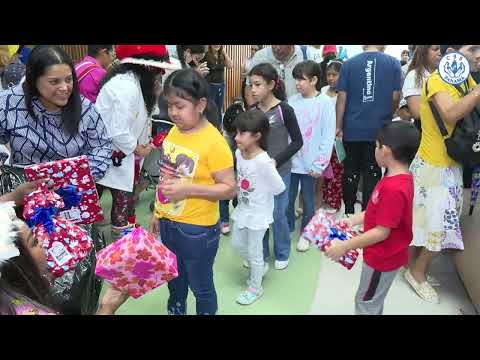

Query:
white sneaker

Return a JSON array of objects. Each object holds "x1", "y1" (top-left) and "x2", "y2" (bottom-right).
[
  {"x1": 236, "y1": 287, "x2": 264, "y2": 305},
  {"x1": 296, "y1": 236, "x2": 310, "y2": 252},
  {"x1": 274, "y1": 259, "x2": 289, "y2": 270}
]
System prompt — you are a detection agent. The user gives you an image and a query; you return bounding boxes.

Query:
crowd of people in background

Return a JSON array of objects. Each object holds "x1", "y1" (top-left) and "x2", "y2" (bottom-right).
[{"x1": 1, "y1": 44, "x2": 480, "y2": 315}]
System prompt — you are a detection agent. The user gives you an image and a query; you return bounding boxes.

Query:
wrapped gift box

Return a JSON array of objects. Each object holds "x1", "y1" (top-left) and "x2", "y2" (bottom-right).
[
  {"x1": 303, "y1": 209, "x2": 360, "y2": 270},
  {"x1": 23, "y1": 188, "x2": 93, "y2": 278},
  {"x1": 24, "y1": 155, "x2": 104, "y2": 225},
  {"x1": 151, "y1": 131, "x2": 168, "y2": 148},
  {"x1": 95, "y1": 226, "x2": 178, "y2": 299}
]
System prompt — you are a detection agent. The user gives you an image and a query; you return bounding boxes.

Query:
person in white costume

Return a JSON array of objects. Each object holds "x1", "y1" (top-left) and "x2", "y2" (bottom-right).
[{"x1": 95, "y1": 45, "x2": 180, "y2": 235}]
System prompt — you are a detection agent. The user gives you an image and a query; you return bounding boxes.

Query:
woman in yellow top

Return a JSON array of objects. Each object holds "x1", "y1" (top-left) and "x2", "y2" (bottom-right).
[
  {"x1": 405, "y1": 45, "x2": 480, "y2": 304},
  {"x1": 149, "y1": 68, "x2": 236, "y2": 315}
]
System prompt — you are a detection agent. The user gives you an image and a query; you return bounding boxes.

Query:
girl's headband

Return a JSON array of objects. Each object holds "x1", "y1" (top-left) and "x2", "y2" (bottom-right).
[{"x1": 327, "y1": 60, "x2": 343, "y2": 67}]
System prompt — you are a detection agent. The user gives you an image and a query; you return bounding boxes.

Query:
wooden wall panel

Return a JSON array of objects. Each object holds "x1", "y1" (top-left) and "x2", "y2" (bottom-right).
[
  {"x1": 60, "y1": 45, "x2": 87, "y2": 63},
  {"x1": 223, "y1": 45, "x2": 250, "y2": 109},
  {"x1": 60, "y1": 45, "x2": 253, "y2": 109}
]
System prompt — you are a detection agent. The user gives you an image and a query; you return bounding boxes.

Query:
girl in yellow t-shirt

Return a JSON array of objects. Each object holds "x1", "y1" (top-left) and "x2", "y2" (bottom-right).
[
  {"x1": 405, "y1": 45, "x2": 480, "y2": 305},
  {"x1": 149, "y1": 68, "x2": 235, "y2": 315}
]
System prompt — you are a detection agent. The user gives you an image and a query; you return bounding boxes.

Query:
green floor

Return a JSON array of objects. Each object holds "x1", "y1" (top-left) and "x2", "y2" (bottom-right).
[{"x1": 98, "y1": 189, "x2": 321, "y2": 315}]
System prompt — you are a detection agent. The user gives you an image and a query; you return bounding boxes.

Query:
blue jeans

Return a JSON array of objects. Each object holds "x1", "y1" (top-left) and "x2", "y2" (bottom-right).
[
  {"x1": 263, "y1": 173, "x2": 291, "y2": 261},
  {"x1": 209, "y1": 83, "x2": 225, "y2": 123},
  {"x1": 160, "y1": 219, "x2": 220, "y2": 315},
  {"x1": 287, "y1": 173, "x2": 316, "y2": 232}
]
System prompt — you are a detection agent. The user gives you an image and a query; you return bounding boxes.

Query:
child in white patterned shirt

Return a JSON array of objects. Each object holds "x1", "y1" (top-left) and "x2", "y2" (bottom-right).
[{"x1": 231, "y1": 109, "x2": 285, "y2": 305}]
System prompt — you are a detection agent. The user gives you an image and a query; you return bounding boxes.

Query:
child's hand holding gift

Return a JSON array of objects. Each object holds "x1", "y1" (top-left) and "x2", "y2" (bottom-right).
[
  {"x1": 339, "y1": 211, "x2": 365, "y2": 229},
  {"x1": 339, "y1": 217, "x2": 354, "y2": 229},
  {"x1": 135, "y1": 144, "x2": 154, "y2": 158},
  {"x1": 324, "y1": 240, "x2": 349, "y2": 262},
  {"x1": 149, "y1": 216, "x2": 161, "y2": 238},
  {"x1": 159, "y1": 178, "x2": 190, "y2": 202}
]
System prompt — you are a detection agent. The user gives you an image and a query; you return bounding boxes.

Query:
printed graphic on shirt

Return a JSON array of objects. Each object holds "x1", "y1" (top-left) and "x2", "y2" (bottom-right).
[
  {"x1": 294, "y1": 107, "x2": 316, "y2": 161},
  {"x1": 267, "y1": 114, "x2": 277, "y2": 125},
  {"x1": 11, "y1": 298, "x2": 53, "y2": 315},
  {"x1": 363, "y1": 58, "x2": 376, "y2": 103},
  {"x1": 294, "y1": 106, "x2": 327, "y2": 168},
  {"x1": 237, "y1": 165, "x2": 255, "y2": 206},
  {"x1": 265, "y1": 106, "x2": 284, "y2": 126},
  {"x1": 156, "y1": 140, "x2": 199, "y2": 216}
]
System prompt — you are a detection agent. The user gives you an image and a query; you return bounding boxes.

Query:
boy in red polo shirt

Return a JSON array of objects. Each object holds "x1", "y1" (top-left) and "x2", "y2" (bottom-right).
[{"x1": 325, "y1": 120, "x2": 420, "y2": 315}]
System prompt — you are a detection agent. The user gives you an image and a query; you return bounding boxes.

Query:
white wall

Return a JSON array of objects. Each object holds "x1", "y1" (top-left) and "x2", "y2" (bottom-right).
[
  {"x1": 384, "y1": 45, "x2": 409, "y2": 59},
  {"x1": 339, "y1": 45, "x2": 409, "y2": 60}
]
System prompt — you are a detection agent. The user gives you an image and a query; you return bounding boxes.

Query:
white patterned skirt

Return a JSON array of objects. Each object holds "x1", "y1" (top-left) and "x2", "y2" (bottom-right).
[{"x1": 410, "y1": 154, "x2": 463, "y2": 252}]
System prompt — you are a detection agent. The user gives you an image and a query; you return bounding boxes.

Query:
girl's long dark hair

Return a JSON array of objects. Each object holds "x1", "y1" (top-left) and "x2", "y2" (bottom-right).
[
  {"x1": 249, "y1": 63, "x2": 286, "y2": 101},
  {"x1": 292, "y1": 60, "x2": 323, "y2": 91},
  {"x1": 241, "y1": 78, "x2": 252, "y2": 109},
  {"x1": 326, "y1": 59, "x2": 343, "y2": 73},
  {"x1": 205, "y1": 45, "x2": 225, "y2": 65},
  {"x1": 23, "y1": 45, "x2": 82, "y2": 135},
  {"x1": 163, "y1": 68, "x2": 210, "y2": 110},
  {"x1": 234, "y1": 109, "x2": 270, "y2": 151},
  {"x1": 0, "y1": 230, "x2": 56, "y2": 315},
  {"x1": 101, "y1": 55, "x2": 167, "y2": 116},
  {"x1": 320, "y1": 53, "x2": 337, "y2": 88},
  {"x1": 407, "y1": 45, "x2": 437, "y2": 88},
  {"x1": 163, "y1": 68, "x2": 220, "y2": 130}
]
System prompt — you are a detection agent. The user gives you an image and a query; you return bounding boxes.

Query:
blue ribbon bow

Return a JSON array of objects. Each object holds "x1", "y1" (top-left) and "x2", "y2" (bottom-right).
[
  {"x1": 122, "y1": 227, "x2": 136, "y2": 237},
  {"x1": 27, "y1": 206, "x2": 58, "y2": 235},
  {"x1": 56, "y1": 185, "x2": 83, "y2": 210},
  {"x1": 328, "y1": 227, "x2": 348, "y2": 241}
]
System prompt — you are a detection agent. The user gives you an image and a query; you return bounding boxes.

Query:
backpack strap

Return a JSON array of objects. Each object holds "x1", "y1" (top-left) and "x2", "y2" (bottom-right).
[
  {"x1": 454, "y1": 79, "x2": 470, "y2": 97},
  {"x1": 426, "y1": 77, "x2": 449, "y2": 138}
]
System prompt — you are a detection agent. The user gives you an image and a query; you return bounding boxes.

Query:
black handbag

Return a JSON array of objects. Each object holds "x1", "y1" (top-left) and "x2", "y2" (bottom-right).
[
  {"x1": 427, "y1": 78, "x2": 480, "y2": 168},
  {"x1": 51, "y1": 224, "x2": 106, "y2": 315}
]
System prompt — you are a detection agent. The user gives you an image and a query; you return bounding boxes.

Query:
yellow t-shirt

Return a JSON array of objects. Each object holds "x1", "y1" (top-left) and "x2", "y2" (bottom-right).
[
  {"x1": 154, "y1": 122, "x2": 234, "y2": 226},
  {"x1": 418, "y1": 71, "x2": 477, "y2": 167}
]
